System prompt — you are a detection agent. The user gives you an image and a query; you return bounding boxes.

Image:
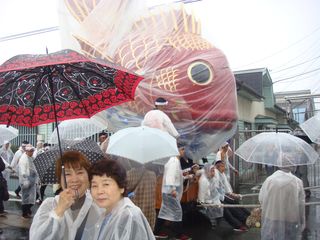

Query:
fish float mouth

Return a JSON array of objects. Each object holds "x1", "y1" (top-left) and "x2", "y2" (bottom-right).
[
  {"x1": 191, "y1": 119, "x2": 236, "y2": 131},
  {"x1": 178, "y1": 108, "x2": 237, "y2": 131}
]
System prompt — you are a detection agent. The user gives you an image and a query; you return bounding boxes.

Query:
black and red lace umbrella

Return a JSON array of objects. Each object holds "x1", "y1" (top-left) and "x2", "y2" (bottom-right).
[
  {"x1": 0, "y1": 49, "x2": 143, "y2": 184},
  {"x1": 0, "y1": 49, "x2": 142, "y2": 127}
]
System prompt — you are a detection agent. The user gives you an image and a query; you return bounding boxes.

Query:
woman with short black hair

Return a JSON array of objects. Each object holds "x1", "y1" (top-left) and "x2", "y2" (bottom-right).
[{"x1": 89, "y1": 158, "x2": 155, "y2": 240}]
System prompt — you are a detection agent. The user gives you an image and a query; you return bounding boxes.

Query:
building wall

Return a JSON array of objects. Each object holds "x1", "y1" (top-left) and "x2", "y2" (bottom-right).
[{"x1": 237, "y1": 96, "x2": 278, "y2": 124}]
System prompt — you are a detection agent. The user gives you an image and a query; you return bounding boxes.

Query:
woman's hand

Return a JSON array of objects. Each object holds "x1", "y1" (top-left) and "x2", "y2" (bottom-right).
[
  {"x1": 171, "y1": 189, "x2": 177, "y2": 198},
  {"x1": 54, "y1": 188, "x2": 76, "y2": 217}
]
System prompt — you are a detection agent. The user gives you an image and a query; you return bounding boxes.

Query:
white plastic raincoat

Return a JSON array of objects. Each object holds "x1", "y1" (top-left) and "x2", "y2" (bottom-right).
[
  {"x1": 0, "y1": 141, "x2": 14, "y2": 163},
  {"x1": 93, "y1": 197, "x2": 155, "y2": 240},
  {"x1": 158, "y1": 156, "x2": 184, "y2": 222},
  {"x1": 142, "y1": 110, "x2": 179, "y2": 138},
  {"x1": 198, "y1": 164, "x2": 223, "y2": 222},
  {"x1": 30, "y1": 192, "x2": 102, "y2": 240},
  {"x1": 0, "y1": 141, "x2": 14, "y2": 181},
  {"x1": 18, "y1": 153, "x2": 38, "y2": 205},
  {"x1": 259, "y1": 170, "x2": 305, "y2": 240},
  {"x1": 10, "y1": 148, "x2": 24, "y2": 174},
  {"x1": 215, "y1": 168, "x2": 233, "y2": 195}
]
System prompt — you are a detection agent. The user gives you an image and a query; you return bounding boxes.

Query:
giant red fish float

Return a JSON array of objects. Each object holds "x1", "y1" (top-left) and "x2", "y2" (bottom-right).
[{"x1": 60, "y1": 0, "x2": 238, "y2": 160}]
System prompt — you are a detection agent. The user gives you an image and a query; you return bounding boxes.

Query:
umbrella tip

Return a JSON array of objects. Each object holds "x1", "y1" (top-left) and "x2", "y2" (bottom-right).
[{"x1": 46, "y1": 46, "x2": 49, "y2": 54}]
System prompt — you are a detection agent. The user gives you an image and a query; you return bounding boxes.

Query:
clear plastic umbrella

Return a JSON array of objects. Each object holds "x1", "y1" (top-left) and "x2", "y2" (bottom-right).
[
  {"x1": 106, "y1": 126, "x2": 179, "y2": 165},
  {"x1": 0, "y1": 125, "x2": 19, "y2": 143},
  {"x1": 49, "y1": 114, "x2": 108, "y2": 143},
  {"x1": 300, "y1": 114, "x2": 320, "y2": 144},
  {"x1": 235, "y1": 132, "x2": 319, "y2": 167}
]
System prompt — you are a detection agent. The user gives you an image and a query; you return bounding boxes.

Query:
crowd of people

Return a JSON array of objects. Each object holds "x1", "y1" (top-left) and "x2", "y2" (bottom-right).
[{"x1": 0, "y1": 97, "x2": 308, "y2": 240}]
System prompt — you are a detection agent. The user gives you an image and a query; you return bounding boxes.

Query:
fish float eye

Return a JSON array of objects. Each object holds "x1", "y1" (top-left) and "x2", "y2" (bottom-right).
[{"x1": 187, "y1": 61, "x2": 213, "y2": 85}]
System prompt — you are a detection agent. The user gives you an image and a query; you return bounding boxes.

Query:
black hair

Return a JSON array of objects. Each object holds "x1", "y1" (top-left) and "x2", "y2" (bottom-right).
[
  {"x1": 89, "y1": 157, "x2": 127, "y2": 196},
  {"x1": 99, "y1": 131, "x2": 108, "y2": 137}
]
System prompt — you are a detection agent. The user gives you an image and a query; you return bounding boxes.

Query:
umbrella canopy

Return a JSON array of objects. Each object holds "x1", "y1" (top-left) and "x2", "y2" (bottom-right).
[
  {"x1": 0, "y1": 125, "x2": 19, "y2": 143},
  {"x1": 235, "y1": 132, "x2": 319, "y2": 167},
  {"x1": 106, "y1": 126, "x2": 179, "y2": 165},
  {"x1": 300, "y1": 114, "x2": 320, "y2": 144},
  {"x1": 49, "y1": 115, "x2": 108, "y2": 143},
  {"x1": 34, "y1": 138, "x2": 105, "y2": 184},
  {"x1": 0, "y1": 49, "x2": 143, "y2": 127}
]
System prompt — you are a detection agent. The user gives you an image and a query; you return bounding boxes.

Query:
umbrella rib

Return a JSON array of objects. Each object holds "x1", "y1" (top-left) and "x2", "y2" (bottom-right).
[
  {"x1": 30, "y1": 73, "x2": 44, "y2": 127},
  {"x1": 71, "y1": 63, "x2": 113, "y2": 81}
]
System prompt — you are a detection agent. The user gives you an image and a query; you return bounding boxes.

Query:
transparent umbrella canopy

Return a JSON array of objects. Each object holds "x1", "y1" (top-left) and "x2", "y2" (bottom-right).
[
  {"x1": 235, "y1": 132, "x2": 319, "y2": 167},
  {"x1": 0, "y1": 125, "x2": 19, "y2": 143},
  {"x1": 107, "y1": 126, "x2": 179, "y2": 165},
  {"x1": 49, "y1": 114, "x2": 108, "y2": 143},
  {"x1": 300, "y1": 114, "x2": 320, "y2": 144}
]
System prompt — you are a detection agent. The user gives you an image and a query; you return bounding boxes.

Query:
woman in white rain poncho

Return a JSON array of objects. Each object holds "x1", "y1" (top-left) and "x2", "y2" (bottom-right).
[
  {"x1": 0, "y1": 141, "x2": 14, "y2": 181},
  {"x1": 30, "y1": 151, "x2": 103, "y2": 240},
  {"x1": 89, "y1": 158, "x2": 155, "y2": 240},
  {"x1": 259, "y1": 166, "x2": 305, "y2": 240},
  {"x1": 198, "y1": 163, "x2": 223, "y2": 228},
  {"x1": 19, "y1": 144, "x2": 38, "y2": 218}
]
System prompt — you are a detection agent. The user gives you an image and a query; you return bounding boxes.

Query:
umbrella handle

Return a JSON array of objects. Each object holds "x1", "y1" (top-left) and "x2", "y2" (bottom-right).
[{"x1": 74, "y1": 189, "x2": 79, "y2": 201}]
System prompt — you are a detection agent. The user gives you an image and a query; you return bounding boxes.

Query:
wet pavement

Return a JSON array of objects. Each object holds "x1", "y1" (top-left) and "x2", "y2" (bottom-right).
[{"x1": 1, "y1": 180, "x2": 320, "y2": 239}]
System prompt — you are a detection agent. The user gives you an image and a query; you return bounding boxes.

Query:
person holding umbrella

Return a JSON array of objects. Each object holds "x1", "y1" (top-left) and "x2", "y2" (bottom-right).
[
  {"x1": 259, "y1": 157, "x2": 305, "y2": 240},
  {"x1": 30, "y1": 151, "x2": 102, "y2": 239}
]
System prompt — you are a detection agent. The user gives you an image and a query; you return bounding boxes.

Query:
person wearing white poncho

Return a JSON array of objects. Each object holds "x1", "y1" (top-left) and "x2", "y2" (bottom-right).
[
  {"x1": 0, "y1": 141, "x2": 14, "y2": 181},
  {"x1": 198, "y1": 163, "x2": 223, "y2": 228},
  {"x1": 19, "y1": 144, "x2": 38, "y2": 218},
  {"x1": 259, "y1": 167, "x2": 305, "y2": 240},
  {"x1": 141, "y1": 97, "x2": 179, "y2": 138},
  {"x1": 30, "y1": 151, "x2": 102, "y2": 240},
  {"x1": 89, "y1": 158, "x2": 155, "y2": 240},
  {"x1": 154, "y1": 156, "x2": 192, "y2": 239}
]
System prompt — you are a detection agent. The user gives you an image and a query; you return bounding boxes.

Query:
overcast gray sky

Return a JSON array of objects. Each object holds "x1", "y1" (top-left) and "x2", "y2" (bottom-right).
[{"x1": 1, "y1": 0, "x2": 320, "y2": 98}]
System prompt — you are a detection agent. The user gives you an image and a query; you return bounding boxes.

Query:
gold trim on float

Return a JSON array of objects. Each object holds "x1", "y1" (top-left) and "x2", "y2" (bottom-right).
[
  {"x1": 181, "y1": 4, "x2": 188, "y2": 33},
  {"x1": 187, "y1": 61, "x2": 214, "y2": 86},
  {"x1": 65, "y1": 0, "x2": 83, "y2": 22}
]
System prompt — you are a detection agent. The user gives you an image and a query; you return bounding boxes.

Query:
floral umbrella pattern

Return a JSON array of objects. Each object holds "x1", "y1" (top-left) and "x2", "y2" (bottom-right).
[{"x1": 0, "y1": 49, "x2": 143, "y2": 127}]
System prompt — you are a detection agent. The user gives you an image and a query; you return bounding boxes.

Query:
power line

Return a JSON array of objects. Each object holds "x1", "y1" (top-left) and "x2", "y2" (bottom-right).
[
  {"x1": 0, "y1": 27, "x2": 59, "y2": 42},
  {"x1": 273, "y1": 67, "x2": 320, "y2": 84},
  {"x1": 271, "y1": 54, "x2": 320, "y2": 74}
]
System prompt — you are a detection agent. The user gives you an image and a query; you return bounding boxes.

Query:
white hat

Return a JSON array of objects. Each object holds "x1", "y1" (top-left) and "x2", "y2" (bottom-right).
[
  {"x1": 25, "y1": 144, "x2": 35, "y2": 151},
  {"x1": 222, "y1": 142, "x2": 229, "y2": 147}
]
